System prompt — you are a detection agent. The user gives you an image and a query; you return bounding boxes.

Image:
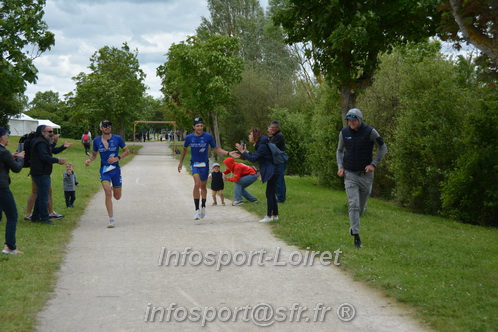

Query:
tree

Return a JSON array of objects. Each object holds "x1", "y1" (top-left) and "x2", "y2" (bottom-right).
[
  {"x1": 438, "y1": 0, "x2": 498, "y2": 66},
  {"x1": 197, "y1": 0, "x2": 300, "y2": 145},
  {"x1": 0, "y1": 0, "x2": 54, "y2": 127},
  {"x1": 26, "y1": 91, "x2": 63, "y2": 122},
  {"x1": 70, "y1": 43, "x2": 147, "y2": 136},
  {"x1": 157, "y1": 35, "x2": 243, "y2": 150},
  {"x1": 197, "y1": 0, "x2": 264, "y2": 63},
  {"x1": 272, "y1": 0, "x2": 442, "y2": 121},
  {"x1": 391, "y1": 54, "x2": 474, "y2": 214}
]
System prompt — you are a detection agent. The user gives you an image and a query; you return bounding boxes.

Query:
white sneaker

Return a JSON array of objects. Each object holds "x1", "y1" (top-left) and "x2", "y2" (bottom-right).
[
  {"x1": 200, "y1": 207, "x2": 206, "y2": 219},
  {"x1": 107, "y1": 220, "x2": 115, "y2": 228},
  {"x1": 272, "y1": 216, "x2": 279, "y2": 221},
  {"x1": 194, "y1": 210, "x2": 201, "y2": 220},
  {"x1": 259, "y1": 216, "x2": 273, "y2": 223},
  {"x1": 232, "y1": 200, "x2": 244, "y2": 206}
]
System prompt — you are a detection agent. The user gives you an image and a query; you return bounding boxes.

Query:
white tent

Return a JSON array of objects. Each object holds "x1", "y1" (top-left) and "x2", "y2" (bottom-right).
[
  {"x1": 7, "y1": 114, "x2": 39, "y2": 136},
  {"x1": 37, "y1": 119, "x2": 61, "y2": 129},
  {"x1": 8, "y1": 114, "x2": 62, "y2": 136}
]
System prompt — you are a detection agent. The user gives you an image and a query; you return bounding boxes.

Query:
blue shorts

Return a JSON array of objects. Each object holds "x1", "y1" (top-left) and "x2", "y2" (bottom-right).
[
  {"x1": 100, "y1": 166, "x2": 122, "y2": 188},
  {"x1": 190, "y1": 162, "x2": 209, "y2": 181}
]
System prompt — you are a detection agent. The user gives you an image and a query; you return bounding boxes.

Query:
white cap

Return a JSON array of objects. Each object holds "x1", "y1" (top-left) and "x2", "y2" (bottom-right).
[{"x1": 213, "y1": 163, "x2": 220, "y2": 167}]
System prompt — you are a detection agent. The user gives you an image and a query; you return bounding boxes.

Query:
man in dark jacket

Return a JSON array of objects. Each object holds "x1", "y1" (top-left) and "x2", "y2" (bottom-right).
[
  {"x1": 336, "y1": 108, "x2": 387, "y2": 248},
  {"x1": 269, "y1": 121, "x2": 287, "y2": 203},
  {"x1": 30, "y1": 125, "x2": 66, "y2": 225}
]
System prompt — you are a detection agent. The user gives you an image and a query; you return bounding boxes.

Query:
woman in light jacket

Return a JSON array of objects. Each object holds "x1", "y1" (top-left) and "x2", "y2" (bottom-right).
[{"x1": 236, "y1": 128, "x2": 280, "y2": 222}]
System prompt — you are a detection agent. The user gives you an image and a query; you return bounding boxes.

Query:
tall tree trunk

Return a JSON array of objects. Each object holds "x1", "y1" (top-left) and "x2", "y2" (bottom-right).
[
  {"x1": 212, "y1": 111, "x2": 222, "y2": 161},
  {"x1": 340, "y1": 86, "x2": 356, "y2": 127},
  {"x1": 449, "y1": 0, "x2": 498, "y2": 65}
]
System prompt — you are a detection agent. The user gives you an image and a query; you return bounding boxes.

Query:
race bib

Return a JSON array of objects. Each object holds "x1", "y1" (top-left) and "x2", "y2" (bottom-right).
[
  {"x1": 193, "y1": 162, "x2": 206, "y2": 168},
  {"x1": 102, "y1": 165, "x2": 116, "y2": 173}
]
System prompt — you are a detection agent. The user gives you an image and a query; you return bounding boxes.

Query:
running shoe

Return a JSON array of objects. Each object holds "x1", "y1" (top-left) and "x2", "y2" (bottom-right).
[
  {"x1": 49, "y1": 211, "x2": 65, "y2": 220},
  {"x1": 354, "y1": 236, "x2": 362, "y2": 248},
  {"x1": 194, "y1": 210, "x2": 201, "y2": 220},
  {"x1": 107, "y1": 220, "x2": 115, "y2": 228},
  {"x1": 259, "y1": 216, "x2": 273, "y2": 223},
  {"x1": 200, "y1": 207, "x2": 206, "y2": 219}
]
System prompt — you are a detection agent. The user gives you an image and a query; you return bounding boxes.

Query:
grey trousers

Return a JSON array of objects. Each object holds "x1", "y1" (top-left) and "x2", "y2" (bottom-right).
[{"x1": 344, "y1": 170, "x2": 374, "y2": 235}]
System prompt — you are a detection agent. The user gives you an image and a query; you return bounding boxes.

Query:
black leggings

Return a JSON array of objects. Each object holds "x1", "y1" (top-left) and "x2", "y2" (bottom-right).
[
  {"x1": 64, "y1": 191, "x2": 76, "y2": 207},
  {"x1": 266, "y1": 174, "x2": 279, "y2": 217}
]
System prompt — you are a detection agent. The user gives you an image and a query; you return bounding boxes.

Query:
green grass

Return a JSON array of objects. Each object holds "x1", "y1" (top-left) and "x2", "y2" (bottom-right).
[
  {"x1": 0, "y1": 136, "x2": 140, "y2": 331},
  {"x1": 177, "y1": 148, "x2": 498, "y2": 332}
]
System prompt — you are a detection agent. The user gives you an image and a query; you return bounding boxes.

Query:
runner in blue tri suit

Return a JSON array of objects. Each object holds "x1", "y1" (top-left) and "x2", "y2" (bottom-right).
[
  {"x1": 178, "y1": 117, "x2": 237, "y2": 220},
  {"x1": 85, "y1": 120, "x2": 130, "y2": 228}
]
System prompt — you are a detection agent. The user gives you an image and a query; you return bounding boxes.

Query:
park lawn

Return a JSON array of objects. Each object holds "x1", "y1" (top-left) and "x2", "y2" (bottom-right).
[
  {"x1": 178, "y1": 150, "x2": 498, "y2": 332},
  {"x1": 0, "y1": 136, "x2": 141, "y2": 332}
]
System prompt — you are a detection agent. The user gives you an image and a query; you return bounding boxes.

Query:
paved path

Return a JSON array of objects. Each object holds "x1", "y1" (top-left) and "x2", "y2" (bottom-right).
[{"x1": 37, "y1": 142, "x2": 428, "y2": 331}]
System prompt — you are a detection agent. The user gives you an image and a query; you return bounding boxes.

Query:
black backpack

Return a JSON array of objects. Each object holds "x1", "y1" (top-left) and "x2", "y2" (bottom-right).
[
  {"x1": 267, "y1": 142, "x2": 289, "y2": 165},
  {"x1": 19, "y1": 132, "x2": 35, "y2": 168}
]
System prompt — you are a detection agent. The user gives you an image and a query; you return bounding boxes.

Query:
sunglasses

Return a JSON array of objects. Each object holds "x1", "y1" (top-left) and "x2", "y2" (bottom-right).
[
  {"x1": 44, "y1": 130, "x2": 54, "y2": 133},
  {"x1": 102, "y1": 124, "x2": 112, "y2": 128},
  {"x1": 346, "y1": 115, "x2": 357, "y2": 119}
]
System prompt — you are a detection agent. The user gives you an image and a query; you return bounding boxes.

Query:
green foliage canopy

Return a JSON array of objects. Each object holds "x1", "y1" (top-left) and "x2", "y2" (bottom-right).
[
  {"x1": 273, "y1": 0, "x2": 442, "y2": 116},
  {"x1": 157, "y1": 35, "x2": 243, "y2": 147},
  {"x1": 0, "y1": 0, "x2": 54, "y2": 126},
  {"x1": 70, "y1": 43, "x2": 147, "y2": 136}
]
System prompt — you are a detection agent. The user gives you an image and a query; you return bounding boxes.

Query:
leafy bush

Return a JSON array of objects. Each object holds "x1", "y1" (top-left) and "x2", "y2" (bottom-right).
[
  {"x1": 358, "y1": 42, "x2": 445, "y2": 199},
  {"x1": 441, "y1": 90, "x2": 498, "y2": 226},
  {"x1": 308, "y1": 84, "x2": 344, "y2": 189},
  {"x1": 270, "y1": 108, "x2": 312, "y2": 176},
  {"x1": 392, "y1": 55, "x2": 472, "y2": 214}
]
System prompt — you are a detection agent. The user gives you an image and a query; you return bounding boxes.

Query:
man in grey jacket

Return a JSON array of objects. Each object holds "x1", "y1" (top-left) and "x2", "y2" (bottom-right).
[{"x1": 336, "y1": 108, "x2": 387, "y2": 248}]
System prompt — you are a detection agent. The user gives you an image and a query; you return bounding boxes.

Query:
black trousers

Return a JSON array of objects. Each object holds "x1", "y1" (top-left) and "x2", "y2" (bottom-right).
[
  {"x1": 64, "y1": 191, "x2": 76, "y2": 207},
  {"x1": 265, "y1": 173, "x2": 279, "y2": 217}
]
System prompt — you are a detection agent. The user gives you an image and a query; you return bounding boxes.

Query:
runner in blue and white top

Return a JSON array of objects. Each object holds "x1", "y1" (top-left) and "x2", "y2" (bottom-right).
[
  {"x1": 178, "y1": 117, "x2": 238, "y2": 220},
  {"x1": 85, "y1": 120, "x2": 130, "y2": 228}
]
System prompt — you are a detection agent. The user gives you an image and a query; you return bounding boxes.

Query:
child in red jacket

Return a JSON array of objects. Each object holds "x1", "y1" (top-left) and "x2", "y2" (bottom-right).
[{"x1": 223, "y1": 157, "x2": 259, "y2": 206}]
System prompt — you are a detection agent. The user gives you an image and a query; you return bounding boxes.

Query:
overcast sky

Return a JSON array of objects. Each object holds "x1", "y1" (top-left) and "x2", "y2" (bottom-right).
[{"x1": 25, "y1": 0, "x2": 269, "y2": 102}]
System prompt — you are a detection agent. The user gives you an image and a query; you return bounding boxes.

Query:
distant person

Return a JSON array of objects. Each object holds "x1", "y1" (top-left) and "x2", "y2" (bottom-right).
[
  {"x1": 0, "y1": 127, "x2": 25, "y2": 254},
  {"x1": 208, "y1": 163, "x2": 225, "y2": 206},
  {"x1": 236, "y1": 128, "x2": 279, "y2": 222},
  {"x1": 30, "y1": 125, "x2": 67, "y2": 225},
  {"x1": 86, "y1": 120, "x2": 130, "y2": 228},
  {"x1": 63, "y1": 162, "x2": 79, "y2": 208},
  {"x1": 178, "y1": 117, "x2": 237, "y2": 220},
  {"x1": 81, "y1": 129, "x2": 91, "y2": 155},
  {"x1": 336, "y1": 108, "x2": 387, "y2": 248},
  {"x1": 223, "y1": 157, "x2": 258, "y2": 206},
  {"x1": 269, "y1": 121, "x2": 287, "y2": 203}
]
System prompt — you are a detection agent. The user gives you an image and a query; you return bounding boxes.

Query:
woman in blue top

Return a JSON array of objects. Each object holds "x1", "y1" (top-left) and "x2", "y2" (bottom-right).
[{"x1": 236, "y1": 128, "x2": 280, "y2": 223}]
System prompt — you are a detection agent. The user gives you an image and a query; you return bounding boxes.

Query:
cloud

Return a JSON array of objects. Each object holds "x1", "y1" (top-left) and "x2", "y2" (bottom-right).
[
  {"x1": 26, "y1": 0, "x2": 211, "y2": 101},
  {"x1": 26, "y1": 0, "x2": 269, "y2": 102}
]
